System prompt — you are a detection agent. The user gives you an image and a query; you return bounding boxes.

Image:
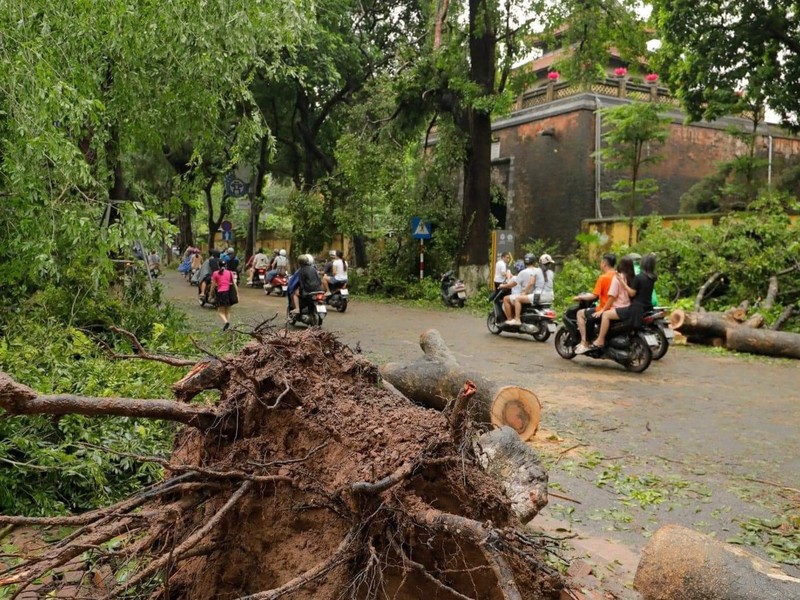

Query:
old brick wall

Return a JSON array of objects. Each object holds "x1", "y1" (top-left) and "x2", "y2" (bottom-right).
[{"x1": 493, "y1": 109, "x2": 596, "y2": 255}]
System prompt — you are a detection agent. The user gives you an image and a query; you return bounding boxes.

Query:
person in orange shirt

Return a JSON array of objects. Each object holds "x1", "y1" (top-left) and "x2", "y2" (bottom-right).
[{"x1": 574, "y1": 253, "x2": 617, "y2": 354}]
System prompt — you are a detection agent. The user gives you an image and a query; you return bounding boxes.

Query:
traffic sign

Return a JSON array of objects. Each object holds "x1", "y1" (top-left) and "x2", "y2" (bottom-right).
[
  {"x1": 221, "y1": 220, "x2": 233, "y2": 232},
  {"x1": 411, "y1": 217, "x2": 432, "y2": 239},
  {"x1": 223, "y1": 164, "x2": 253, "y2": 197},
  {"x1": 222, "y1": 230, "x2": 232, "y2": 242}
]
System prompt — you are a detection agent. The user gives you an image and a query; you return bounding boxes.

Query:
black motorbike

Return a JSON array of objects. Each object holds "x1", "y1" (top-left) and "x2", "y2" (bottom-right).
[
  {"x1": 287, "y1": 290, "x2": 327, "y2": 328},
  {"x1": 326, "y1": 280, "x2": 349, "y2": 313},
  {"x1": 554, "y1": 299, "x2": 653, "y2": 372},
  {"x1": 486, "y1": 288, "x2": 557, "y2": 342},
  {"x1": 643, "y1": 307, "x2": 672, "y2": 360},
  {"x1": 440, "y1": 271, "x2": 467, "y2": 308}
]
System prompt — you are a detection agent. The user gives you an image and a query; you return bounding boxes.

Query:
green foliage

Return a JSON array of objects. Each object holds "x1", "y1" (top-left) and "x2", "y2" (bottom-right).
[
  {"x1": 597, "y1": 102, "x2": 670, "y2": 244},
  {"x1": 728, "y1": 514, "x2": 800, "y2": 565},
  {"x1": 0, "y1": 322, "x2": 183, "y2": 516},
  {"x1": 634, "y1": 195, "x2": 800, "y2": 322},
  {"x1": 553, "y1": 258, "x2": 599, "y2": 314},
  {"x1": 653, "y1": 0, "x2": 800, "y2": 130}
]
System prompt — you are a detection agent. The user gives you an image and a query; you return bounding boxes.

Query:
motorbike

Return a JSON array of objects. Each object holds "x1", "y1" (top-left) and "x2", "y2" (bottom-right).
[
  {"x1": 486, "y1": 288, "x2": 557, "y2": 342},
  {"x1": 248, "y1": 267, "x2": 268, "y2": 288},
  {"x1": 642, "y1": 307, "x2": 673, "y2": 360},
  {"x1": 440, "y1": 271, "x2": 467, "y2": 308},
  {"x1": 287, "y1": 290, "x2": 327, "y2": 328},
  {"x1": 326, "y1": 280, "x2": 349, "y2": 313},
  {"x1": 554, "y1": 299, "x2": 654, "y2": 373},
  {"x1": 263, "y1": 272, "x2": 288, "y2": 296},
  {"x1": 198, "y1": 282, "x2": 216, "y2": 308}
]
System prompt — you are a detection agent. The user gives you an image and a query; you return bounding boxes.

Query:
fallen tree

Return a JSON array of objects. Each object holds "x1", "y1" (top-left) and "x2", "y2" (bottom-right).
[
  {"x1": 0, "y1": 327, "x2": 564, "y2": 600},
  {"x1": 381, "y1": 329, "x2": 542, "y2": 441},
  {"x1": 634, "y1": 525, "x2": 800, "y2": 600},
  {"x1": 725, "y1": 326, "x2": 800, "y2": 359}
]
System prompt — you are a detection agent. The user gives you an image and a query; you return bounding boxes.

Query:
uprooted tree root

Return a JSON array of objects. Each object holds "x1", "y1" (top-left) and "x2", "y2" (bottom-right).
[{"x1": 0, "y1": 327, "x2": 565, "y2": 600}]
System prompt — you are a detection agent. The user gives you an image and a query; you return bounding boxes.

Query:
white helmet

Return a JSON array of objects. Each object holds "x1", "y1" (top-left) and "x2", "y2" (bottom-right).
[
  {"x1": 539, "y1": 253, "x2": 554, "y2": 265},
  {"x1": 279, "y1": 249, "x2": 286, "y2": 257}
]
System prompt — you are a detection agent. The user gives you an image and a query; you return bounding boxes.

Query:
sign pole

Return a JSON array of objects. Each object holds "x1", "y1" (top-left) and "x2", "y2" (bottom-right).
[{"x1": 419, "y1": 239, "x2": 424, "y2": 281}]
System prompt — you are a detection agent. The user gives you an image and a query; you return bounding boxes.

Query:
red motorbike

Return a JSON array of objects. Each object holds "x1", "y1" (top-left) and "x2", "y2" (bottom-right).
[{"x1": 264, "y1": 272, "x2": 288, "y2": 296}]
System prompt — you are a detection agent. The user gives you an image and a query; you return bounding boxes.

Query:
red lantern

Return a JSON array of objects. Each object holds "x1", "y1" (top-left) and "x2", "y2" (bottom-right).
[
  {"x1": 614, "y1": 67, "x2": 628, "y2": 77},
  {"x1": 646, "y1": 73, "x2": 659, "y2": 84},
  {"x1": 547, "y1": 71, "x2": 560, "y2": 81}
]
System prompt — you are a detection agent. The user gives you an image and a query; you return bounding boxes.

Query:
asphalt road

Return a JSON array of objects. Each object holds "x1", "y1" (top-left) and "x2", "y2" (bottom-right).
[{"x1": 163, "y1": 270, "x2": 800, "y2": 594}]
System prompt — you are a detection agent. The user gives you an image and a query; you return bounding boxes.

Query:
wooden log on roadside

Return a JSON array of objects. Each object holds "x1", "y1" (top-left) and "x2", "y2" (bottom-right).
[
  {"x1": 381, "y1": 329, "x2": 541, "y2": 440},
  {"x1": 742, "y1": 312, "x2": 765, "y2": 329},
  {"x1": 725, "y1": 326, "x2": 800, "y2": 359},
  {"x1": 474, "y1": 426, "x2": 548, "y2": 523},
  {"x1": 772, "y1": 304, "x2": 800, "y2": 331},
  {"x1": 724, "y1": 306, "x2": 748, "y2": 322},
  {"x1": 634, "y1": 525, "x2": 800, "y2": 600},
  {"x1": 670, "y1": 309, "x2": 739, "y2": 339}
]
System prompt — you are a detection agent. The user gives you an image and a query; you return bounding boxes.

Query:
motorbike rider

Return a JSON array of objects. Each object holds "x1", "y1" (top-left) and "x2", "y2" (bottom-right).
[
  {"x1": 586, "y1": 256, "x2": 636, "y2": 351},
  {"x1": 573, "y1": 253, "x2": 617, "y2": 354},
  {"x1": 246, "y1": 248, "x2": 269, "y2": 284},
  {"x1": 500, "y1": 254, "x2": 538, "y2": 325},
  {"x1": 323, "y1": 249, "x2": 347, "y2": 294},
  {"x1": 323, "y1": 250, "x2": 336, "y2": 279},
  {"x1": 197, "y1": 249, "x2": 221, "y2": 301},
  {"x1": 265, "y1": 249, "x2": 289, "y2": 285},
  {"x1": 289, "y1": 254, "x2": 323, "y2": 315},
  {"x1": 147, "y1": 250, "x2": 161, "y2": 276},
  {"x1": 508, "y1": 253, "x2": 557, "y2": 323},
  {"x1": 626, "y1": 252, "x2": 659, "y2": 306},
  {"x1": 494, "y1": 252, "x2": 512, "y2": 291},
  {"x1": 505, "y1": 254, "x2": 541, "y2": 326}
]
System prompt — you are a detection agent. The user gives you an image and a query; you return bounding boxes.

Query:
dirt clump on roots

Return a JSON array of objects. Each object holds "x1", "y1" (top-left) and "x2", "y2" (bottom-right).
[{"x1": 0, "y1": 327, "x2": 564, "y2": 600}]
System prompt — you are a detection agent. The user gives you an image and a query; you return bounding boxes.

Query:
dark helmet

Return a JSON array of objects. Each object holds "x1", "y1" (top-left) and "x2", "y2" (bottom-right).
[{"x1": 523, "y1": 253, "x2": 536, "y2": 266}]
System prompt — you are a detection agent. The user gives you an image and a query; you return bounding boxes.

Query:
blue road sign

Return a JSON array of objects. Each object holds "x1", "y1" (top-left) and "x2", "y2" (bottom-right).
[
  {"x1": 222, "y1": 230, "x2": 232, "y2": 242},
  {"x1": 411, "y1": 217, "x2": 432, "y2": 239}
]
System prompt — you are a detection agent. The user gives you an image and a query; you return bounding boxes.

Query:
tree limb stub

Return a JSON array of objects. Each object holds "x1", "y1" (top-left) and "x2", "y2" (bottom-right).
[
  {"x1": 106, "y1": 326, "x2": 198, "y2": 366},
  {"x1": 695, "y1": 271, "x2": 722, "y2": 312},
  {"x1": 0, "y1": 372, "x2": 223, "y2": 431},
  {"x1": 381, "y1": 329, "x2": 541, "y2": 440}
]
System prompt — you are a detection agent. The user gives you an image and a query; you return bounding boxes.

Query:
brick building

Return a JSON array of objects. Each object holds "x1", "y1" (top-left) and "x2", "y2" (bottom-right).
[{"x1": 489, "y1": 66, "x2": 800, "y2": 253}]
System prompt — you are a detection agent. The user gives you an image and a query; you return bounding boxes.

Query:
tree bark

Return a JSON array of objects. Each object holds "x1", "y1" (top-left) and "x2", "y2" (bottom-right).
[
  {"x1": 381, "y1": 329, "x2": 541, "y2": 440},
  {"x1": 694, "y1": 272, "x2": 722, "y2": 312},
  {"x1": 670, "y1": 309, "x2": 740, "y2": 339},
  {"x1": 764, "y1": 276, "x2": 779, "y2": 310},
  {"x1": 725, "y1": 327, "x2": 800, "y2": 359},
  {"x1": 772, "y1": 304, "x2": 799, "y2": 331},
  {"x1": 742, "y1": 312, "x2": 764, "y2": 329},
  {"x1": 0, "y1": 372, "x2": 223, "y2": 431},
  {"x1": 634, "y1": 525, "x2": 800, "y2": 600},
  {"x1": 474, "y1": 427, "x2": 548, "y2": 523}
]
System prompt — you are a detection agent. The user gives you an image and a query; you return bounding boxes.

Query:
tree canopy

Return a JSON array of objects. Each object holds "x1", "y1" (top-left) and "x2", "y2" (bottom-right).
[{"x1": 653, "y1": 0, "x2": 800, "y2": 128}]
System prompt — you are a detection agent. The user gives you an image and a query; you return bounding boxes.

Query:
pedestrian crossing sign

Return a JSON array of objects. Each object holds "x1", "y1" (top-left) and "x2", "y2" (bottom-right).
[{"x1": 411, "y1": 217, "x2": 432, "y2": 239}]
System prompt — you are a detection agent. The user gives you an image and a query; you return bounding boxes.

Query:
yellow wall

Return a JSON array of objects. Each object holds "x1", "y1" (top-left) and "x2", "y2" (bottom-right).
[{"x1": 582, "y1": 214, "x2": 798, "y2": 251}]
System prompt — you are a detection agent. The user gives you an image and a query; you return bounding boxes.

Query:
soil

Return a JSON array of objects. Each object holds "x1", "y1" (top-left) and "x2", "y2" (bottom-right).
[{"x1": 162, "y1": 270, "x2": 800, "y2": 597}]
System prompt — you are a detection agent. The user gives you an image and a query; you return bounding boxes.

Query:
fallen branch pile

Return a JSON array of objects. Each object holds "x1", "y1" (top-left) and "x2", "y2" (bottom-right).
[{"x1": 0, "y1": 327, "x2": 563, "y2": 600}]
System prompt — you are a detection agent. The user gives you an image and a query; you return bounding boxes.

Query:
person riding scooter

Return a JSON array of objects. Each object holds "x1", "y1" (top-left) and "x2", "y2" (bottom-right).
[
  {"x1": 289, "y1": 254, "x2": 323, "y2": 315},
  {"x1": 265, "y1": 249, "x2": 289, "y2": 286},
  {"x1": 502, "y1": 253, "x2": 539, "y2": 326}
]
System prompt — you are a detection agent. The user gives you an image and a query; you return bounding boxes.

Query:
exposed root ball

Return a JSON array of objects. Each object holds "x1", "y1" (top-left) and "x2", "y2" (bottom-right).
[{"x1": 1, "y1": 329, "x2": 563, "y2": 600}]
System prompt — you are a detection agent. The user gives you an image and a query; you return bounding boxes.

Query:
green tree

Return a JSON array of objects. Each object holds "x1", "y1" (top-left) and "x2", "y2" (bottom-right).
[
  {"x1": 653, "y1": 0, "x2": 800, "y2": 130},
  {"x1": 597, "y1": 102, "x2": 670, "y2": 245}
]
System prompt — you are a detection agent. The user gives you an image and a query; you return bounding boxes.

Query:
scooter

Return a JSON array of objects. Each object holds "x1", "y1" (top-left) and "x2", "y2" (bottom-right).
[
  {"x1": 554, "y1": 299, "x2": 654, "y2": 373},
  {"x1": 248, "y1": 267, "x2": 268, "y2": 288},
  {"x1": 440, "y1": 271, "x2": 467, "y2": 308},
  {"x1": 287, "y1": 290, "x2": 327, "y2": 328},
  {"x1": 642, "y1": 307, "x2": 673, "y2": 360},
  {"x1": 263, "y1": 273, "x2": 288, "y2": 296},
  {"x1": 326, "y1": 280, "x2": 349, "y2": 312},
  {"x1": 486, "y1": 288, "x2": 557, "y2": 342}
]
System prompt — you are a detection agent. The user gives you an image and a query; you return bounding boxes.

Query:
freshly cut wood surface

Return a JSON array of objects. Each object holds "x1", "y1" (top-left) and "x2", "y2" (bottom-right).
[{"x1": 381, "y1": 329, "x2": 541, "y2": 440}]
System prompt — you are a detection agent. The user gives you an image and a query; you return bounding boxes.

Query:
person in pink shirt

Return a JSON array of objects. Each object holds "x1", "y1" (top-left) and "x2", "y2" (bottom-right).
[
  {"x1": 211, "y1": 264, "x2": 235, "y2": 330},
  {"x1": 592, "y1": 256, "x2": 636, "y2": 349}
]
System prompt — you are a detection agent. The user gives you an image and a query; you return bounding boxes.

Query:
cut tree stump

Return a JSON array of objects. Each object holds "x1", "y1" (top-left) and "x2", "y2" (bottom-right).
[
  {"x1": 742, "y1": 312, "x2": 765, "y2": 329},
  {"x1": 634, "y1": 524, "x2": 800, "y2": 600},
  {"x1": 725, "y1": 326, "x2": 800, "y2": 359},
  {"x1": 381, "y1": 329, "x2": 541, "y2": 440}
]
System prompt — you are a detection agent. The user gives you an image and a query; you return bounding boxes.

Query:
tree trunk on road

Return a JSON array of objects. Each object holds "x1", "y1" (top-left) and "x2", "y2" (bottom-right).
[
  {"x1": 725, "y1": 327, "x2": 800, "y2": 359},
  {"x1": 670, "y1": 310, "x2": 739, "y2": 339},
  {"x1": 635, "y1": 525, "x2": 800, "y2": 600},
  {"x1": 381, "y1": 329, "x2": 541, "y2": 440}
]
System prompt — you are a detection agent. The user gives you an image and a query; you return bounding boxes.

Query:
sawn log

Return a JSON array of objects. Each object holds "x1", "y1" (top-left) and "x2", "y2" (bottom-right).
[
  {"x1": 670, "y1": 310, "x2": 740, "y2": 339},
  {"x1": 381, "y1": 329, "x2": 541, "y2": 440},
  {"x1": 634, "y1": 525, "x2": 800, "y2": 600},
  {"x1": 725, "y1": 326, "x2": 800, "y2": 359}
]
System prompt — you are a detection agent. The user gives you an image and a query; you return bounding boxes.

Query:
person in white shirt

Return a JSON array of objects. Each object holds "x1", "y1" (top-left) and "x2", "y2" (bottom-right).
[
  {"x1": 501, "y1": 254, "x2": 538, "y2": 323},
  {"x1": 493, "y1": 252, "x2": 511, "y2": 290},
  {"x1": 509, "y1": 254, "x2": 556, "y2": 323},
  {"x1": 323, "y1": 249, "x2": 348, "y2": 293},
  {"x1": 246, "y1": 248, "x2": 271, "y2": 284}
]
